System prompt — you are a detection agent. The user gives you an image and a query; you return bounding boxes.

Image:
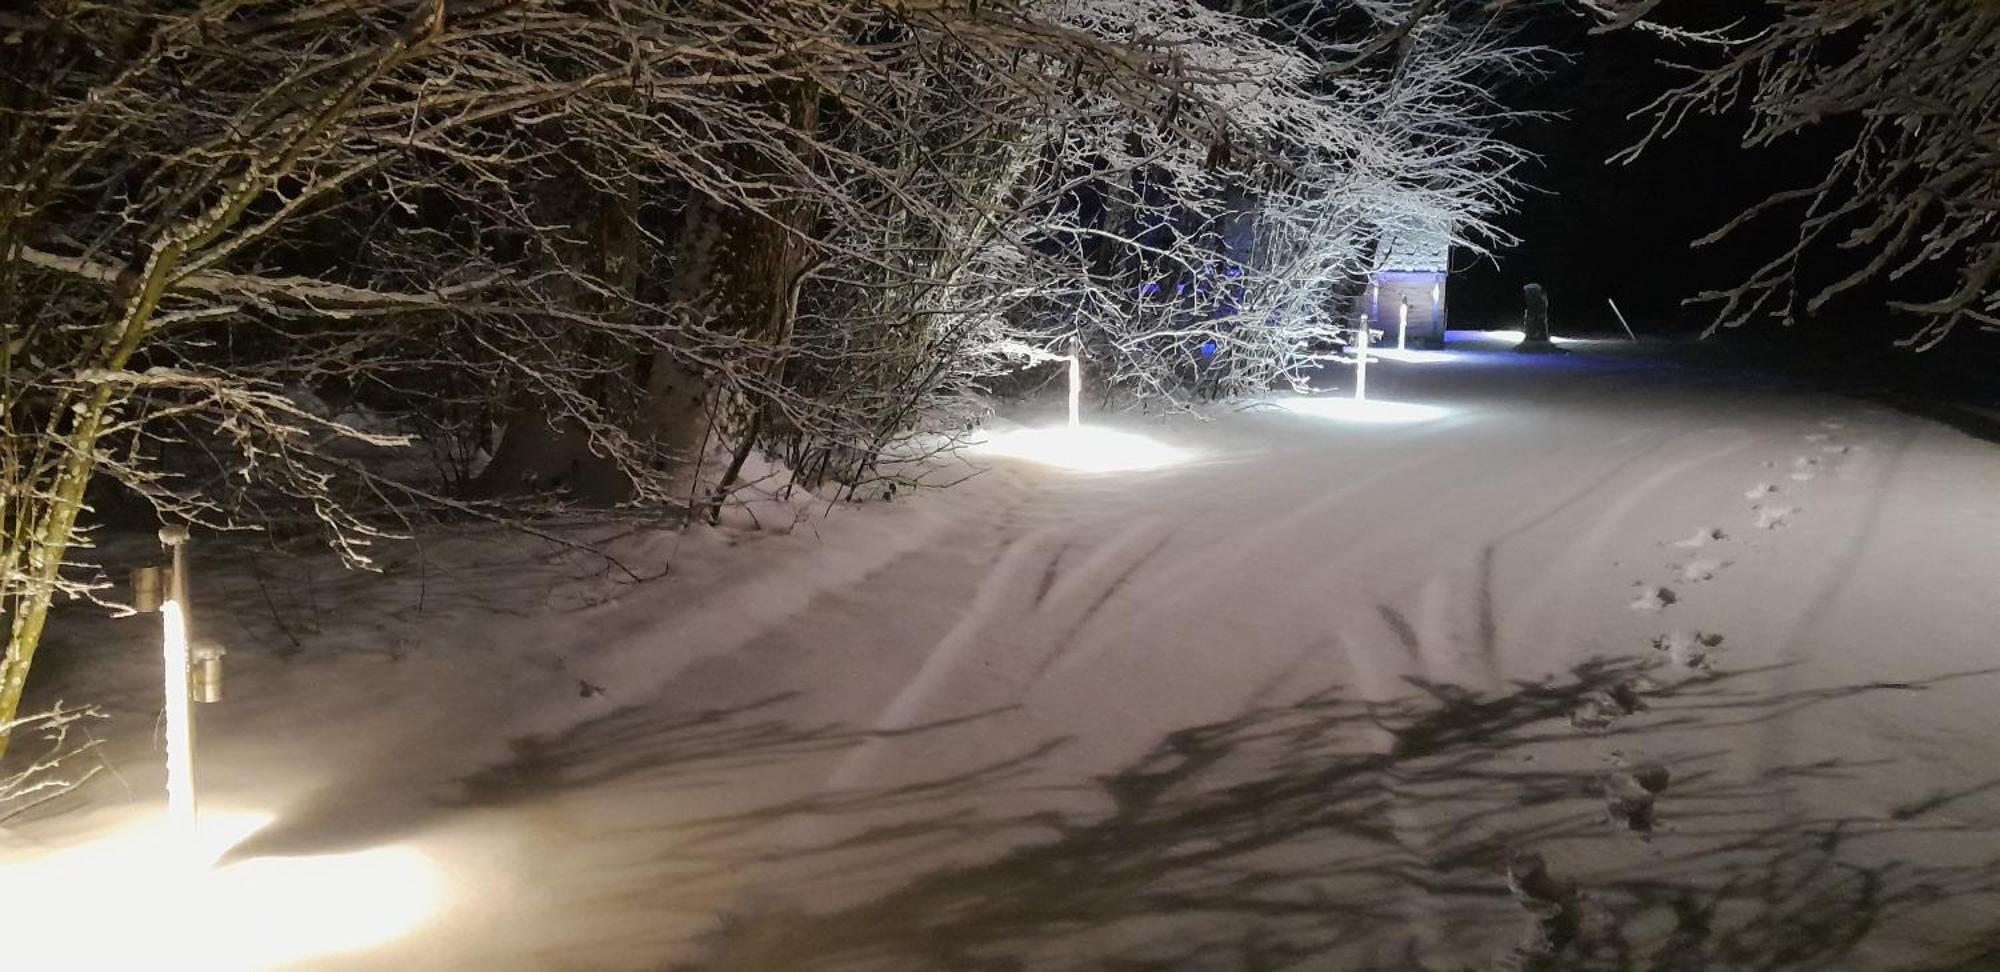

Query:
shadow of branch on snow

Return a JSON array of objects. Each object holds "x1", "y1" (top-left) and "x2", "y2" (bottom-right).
[
  {"x1": 632, "y1": 660, "x2": 2000, "y2": 972},
  {"x1": 212, "y1": 654, "x2": 2000, "y2": 971}
]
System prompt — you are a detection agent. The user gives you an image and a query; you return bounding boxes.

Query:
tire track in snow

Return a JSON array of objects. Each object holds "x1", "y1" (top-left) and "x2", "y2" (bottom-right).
[
  {"x1": 1323, "y1": 424, "x2": 1688, "y2": 697},
  {"x1": 1031, "y1": 542, "x2": 1071, "y2": 605},
  {"x1": 1506, "y1": 431, "x2": 1757, "y2": 642},
  {"x1": 1326, "y1": 615, "x2": 1449, "y2": 954},
  {"x1": 1755, "y1": 419, "x2": 1919, "y2": 801},
  {"x1": 1133, "y1": 449, "x2": 1453, "y2": 599},
  {"x1": 1030, "y1": 527, "x2": 1177, "y2": 682},
  {"x1": 816, "y1": 513, "x2": 1180, "y2": 791},
  {"x1": 818, "y1": 523, "x2": 1067, "y2": 790},
  {"x1": 1032, "y1": 515, "x2": 1173, "y2": 618}
]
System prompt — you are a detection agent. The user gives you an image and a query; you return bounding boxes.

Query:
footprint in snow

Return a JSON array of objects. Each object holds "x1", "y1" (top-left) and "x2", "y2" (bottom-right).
[
  {"x1": 1570, "y1": 680, "x2": 1650, "y2": 731},
  {"x1": 1604, "y1": 765, "x2": 1671, "y2": 834},
  {"x1": 1675, "y1": 558, "x2": 1727, "y2": 584},
  {"x1": 1671, "y1": 527, "x2": 1727, "y2": 549},
  {"x1": 1629, "y1": 585, "x2": 1677, "y2": 613},
  {"x1": 1754, "y1": 505, "x2": 1796, "y2": 530},
  {"x1": 1821, "y1": 444, "x2": 1851, "y2": 455},
  {"x1": 1506, "y1": 851, "x2": 1583, "y2": 951},
  {"x1": 1652, "y1": 629, "x2": 1723, "y2": 672},
  {"x1": 1745, "y1": 483, "x2": 1779, "y2": 500},
  {"x1": 1804, "y1": 433, "x2": 1830, "y2": 443},
  {"x1": 1790, "y1": 456, "x2": 1820, "y2": 482}
]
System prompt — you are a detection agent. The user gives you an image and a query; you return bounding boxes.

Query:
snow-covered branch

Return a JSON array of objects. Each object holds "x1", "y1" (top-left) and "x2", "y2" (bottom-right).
[{"x1": 1600, "y1": 0, "x2": 2000, "y2": 348}]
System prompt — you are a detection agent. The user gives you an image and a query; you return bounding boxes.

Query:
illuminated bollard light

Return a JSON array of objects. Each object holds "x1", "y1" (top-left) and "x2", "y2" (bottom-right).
[
  {"x1": 1068, "y1": 355, "x2": 1081, "y2": 429},
  {"x1": 1398, "y1": 296, "x2": 1410, "y2": 351},
  {"x1": 157, "y1": 524, "x2": 197, "y2": 855},
  {"x1": 1354, "y1": 314, "x2": 1370, "y2": 402},
  {"x1": 1066, "y1": 333, "x2": 1083, "y2": 430},
  {"x1": 161, "y1": 598, "x2": 196, "y2": 851}
]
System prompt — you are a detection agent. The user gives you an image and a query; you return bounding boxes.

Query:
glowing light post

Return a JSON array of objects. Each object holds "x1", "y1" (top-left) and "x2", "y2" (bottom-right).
[
  {"x1": 1354, "y1": 313, "x2": 1370, "y2": 402},
  {"x1": 1397, "y1": 296, "x2": 1410, "y2": 351},
  {"x1": 158, "y1": 525, "x2": 197, "y2": 853},
  {"x1": 131, "y1": 525, "x2": 222, "y2": 862},
  {"x1": 1066, "y1": 333, "x2": 1083, "y2": 429}
]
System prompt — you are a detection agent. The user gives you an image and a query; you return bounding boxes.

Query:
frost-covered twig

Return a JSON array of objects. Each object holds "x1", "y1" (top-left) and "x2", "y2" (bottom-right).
[
  {"x1": 1597, "y1": 0, "x2": 2000, "y2": 348},
  {"x1": 0, "y1": 704, "x2": 108, "y2": 826}
]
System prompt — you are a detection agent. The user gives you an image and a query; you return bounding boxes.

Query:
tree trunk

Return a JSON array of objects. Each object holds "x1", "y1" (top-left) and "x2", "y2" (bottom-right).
[
  {"x1": 472, "y1": 174, "x2": 647, "y2": 506},
  {"x1": 642, "y1": 81, "x2": 822, "y2": 506}
]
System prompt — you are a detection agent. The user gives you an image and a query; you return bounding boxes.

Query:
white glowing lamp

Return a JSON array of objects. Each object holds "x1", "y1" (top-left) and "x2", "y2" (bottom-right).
[
  {"x1": 157, "y1": 523, "x2": 198, "y2": 857},
  {"x1": 1354, "y1": 314, "x2": 1370, "y2": 402},
  {"x1": 1067, "y1": 351, "x2": 1081, "y2": 429},
  {"x1": 162, "y1": 599, "x2": 196, "y2": 851}
]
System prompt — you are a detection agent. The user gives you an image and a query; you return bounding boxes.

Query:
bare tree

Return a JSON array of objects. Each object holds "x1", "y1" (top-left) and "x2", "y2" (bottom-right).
[
  {"x1": 0, "y1": 704, "x2": 105, "y2": 825},
  {"x1": 1582, "y1": 0, "x2": 2000, "y2": 349},
  {"x1": 0, "y1": 0, "x2": 1537, "y2": 757}
]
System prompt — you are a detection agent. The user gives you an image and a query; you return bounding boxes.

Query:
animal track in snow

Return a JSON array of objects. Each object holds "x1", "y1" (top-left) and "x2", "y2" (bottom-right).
[
  {"x1": 1570, "y1": 679, "x2": 1650, "y2": 731},
  {"x1": 1790, "y1": 469, "x2": 1818, "y2": 482},
  {"x1": 1506, "y1": 851, "x2": 1589, "y2": 954},
  {"x1": 1754, "y1": 505, "x2": 1797, "y2": 530},
  {"x1": 1604, "y1": 765, "x2": 1672, "y2": 833},
  {"x1": 1821, "y1": 444, "x2": 1851, "y2": 455},
  {"x1": 1629, "y1": 585, "x2": 1677, "y2": 613},
  {"x1": 1671, "y1": 527, "x2": 1727, "y2": 549},
  {"x1": 1675, "y1": 558, "x2": 1728, "y2": 584},
  {"x1": 1745, "y1": 483, "x2": 1779, "y2": 500},
  {"x1": 1652, "y1": 629, "x2": 1723, "y2": 671}
]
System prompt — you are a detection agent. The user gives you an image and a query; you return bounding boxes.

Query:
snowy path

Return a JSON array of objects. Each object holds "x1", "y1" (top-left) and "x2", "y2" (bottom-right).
[{"x1": 9, "y1": 335, "x2": 2000, "y2": 971}]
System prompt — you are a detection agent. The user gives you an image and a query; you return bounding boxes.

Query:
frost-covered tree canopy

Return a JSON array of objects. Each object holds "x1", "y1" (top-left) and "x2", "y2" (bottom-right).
[
  {"x1": 1584, "y1": 0, "x2": 2000, "y2": 349},
  {"x1": 0, "y1": 0, "x2": 1536, "y2": 754}
]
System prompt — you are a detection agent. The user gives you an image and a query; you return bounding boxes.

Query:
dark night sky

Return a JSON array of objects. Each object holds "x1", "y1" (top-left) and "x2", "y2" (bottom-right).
[
  {"x1": 1449, "y1": 5, "x2": 1998, "y2": 418},
  {"x1": 1451, "y1": 7, "x2": 1868, "y2": 338}
]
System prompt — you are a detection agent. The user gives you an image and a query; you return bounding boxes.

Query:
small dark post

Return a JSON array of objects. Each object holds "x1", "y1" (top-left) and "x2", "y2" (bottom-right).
[{"x1": 1518, "y1": 282, "x2": 1555, "y2": 351}]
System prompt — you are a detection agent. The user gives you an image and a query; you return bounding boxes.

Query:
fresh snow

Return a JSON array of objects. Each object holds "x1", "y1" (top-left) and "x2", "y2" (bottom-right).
[{"x1": 6, "y1": 332, "x2": 2000, "y2": 971}]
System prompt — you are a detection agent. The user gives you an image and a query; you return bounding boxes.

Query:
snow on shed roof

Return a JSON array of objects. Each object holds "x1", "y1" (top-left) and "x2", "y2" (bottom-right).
[{"x1": 1376, "y1": 213, "x2": 1452, "y2": 272}]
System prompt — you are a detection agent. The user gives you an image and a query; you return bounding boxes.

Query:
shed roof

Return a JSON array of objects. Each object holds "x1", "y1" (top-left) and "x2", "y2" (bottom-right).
[{"x1": 1376, "y1": 211, "x2": 1452, "y2": 272}]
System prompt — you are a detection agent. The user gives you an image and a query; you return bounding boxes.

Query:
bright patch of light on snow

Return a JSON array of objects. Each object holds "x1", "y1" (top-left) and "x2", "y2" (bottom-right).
[
  {"x1": 1278, "y1": 396, "x2": 1450, "y2": 424},
  {"x1": 973, "y1": 426, "x2": 1190, "y2": 472},
  {"x1": 3, "y1": 810, "x2": 442, "y2": 969},
  {"x1": 1365, "y1": 348, "x2": 1458, "y2": 364},
  {"x1": 1448, "y1": 329, "x2": 1588, "y2": 348}
]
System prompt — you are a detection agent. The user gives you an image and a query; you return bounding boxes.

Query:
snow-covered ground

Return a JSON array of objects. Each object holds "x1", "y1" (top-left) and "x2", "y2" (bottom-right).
[{"x1": 7, "y1": 332, "x2": 1999, "y2": 971}]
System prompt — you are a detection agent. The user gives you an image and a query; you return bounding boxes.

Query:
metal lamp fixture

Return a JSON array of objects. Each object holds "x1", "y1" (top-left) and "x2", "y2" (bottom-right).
[
  {"x1": 126, "y1": 523, "x2": 227, "y2": 850},
  {"x1": 192, "y1": 642, "x2": 225, "y2": 704},
  {"x1": 130, "y1": 564, "x2": 169, "y2": 614},
  {"x1": 126, "y1": 532, "x2": 224, "y2": 703}
]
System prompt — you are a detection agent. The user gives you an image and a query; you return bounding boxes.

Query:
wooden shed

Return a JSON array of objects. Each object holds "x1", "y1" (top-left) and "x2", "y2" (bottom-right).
[{"x1": 1365, "y1": 221, "x2": 1451, "y2": 349}]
